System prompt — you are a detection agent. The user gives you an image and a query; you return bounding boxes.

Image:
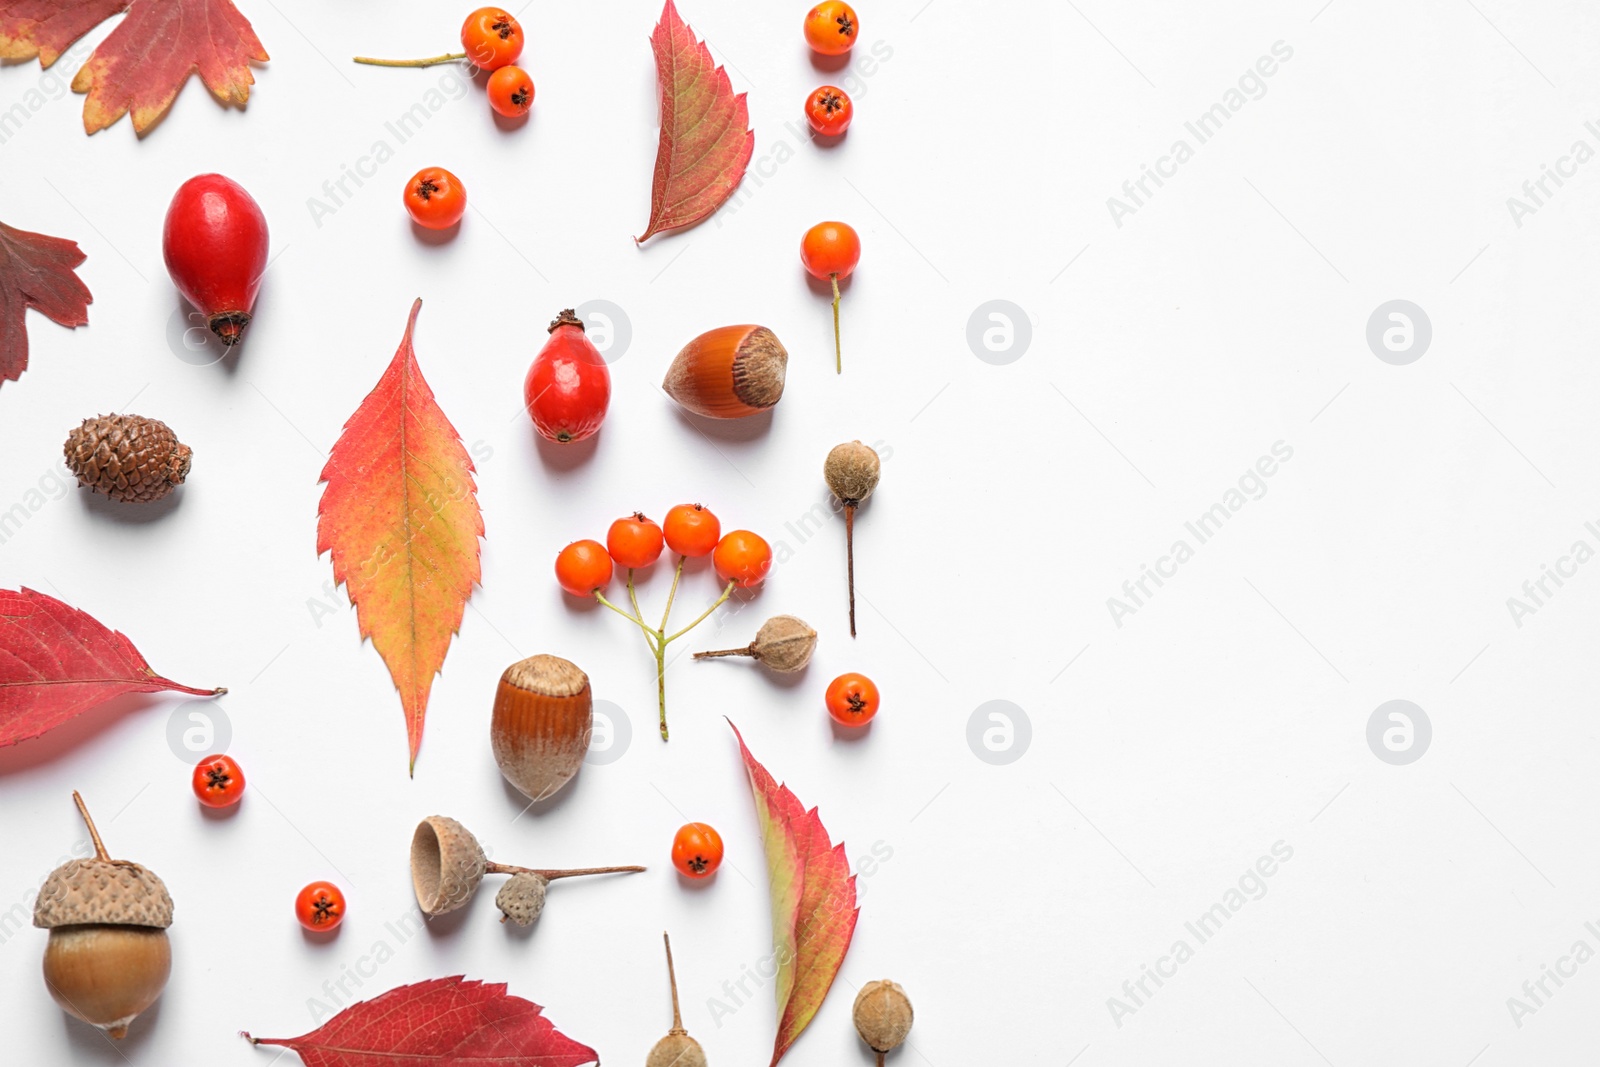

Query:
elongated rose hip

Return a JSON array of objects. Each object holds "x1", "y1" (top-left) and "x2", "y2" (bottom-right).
[{"x1": 163, "y1": 174, "x2": 269, "y2": 346}]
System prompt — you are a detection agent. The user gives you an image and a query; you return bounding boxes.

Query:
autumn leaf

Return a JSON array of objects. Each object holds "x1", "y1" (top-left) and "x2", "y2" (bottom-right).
[
  {"x1": 731, "y1": 720, "x2": 859, "y2": 1067},
  {"x1": 0, "y1": 0, "x2": 269, "y2": 134},
  {"x1": 0, "y1": 587, "x2": 224, "y2": 749},
  {"x1": 636, "y1": 0, "x2": 754, "y2": 243},
  {"x1": 0, "y1": 221, "x2": 91, "y2": 390},
  {"x1": 243, "y1": 976, "x2": 600, "y2": 1067},
  {"x1": 316, "y1": 299, "x2": 483, "y2": 774}
]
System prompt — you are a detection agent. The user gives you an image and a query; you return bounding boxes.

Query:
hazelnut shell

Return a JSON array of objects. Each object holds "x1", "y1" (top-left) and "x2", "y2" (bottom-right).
[
  {"x1": 491, "y1": 654, "x2": 592, "y2": 802},
  {"x1": 663, "y1": 325, "x2": 788, "y2": 419}
]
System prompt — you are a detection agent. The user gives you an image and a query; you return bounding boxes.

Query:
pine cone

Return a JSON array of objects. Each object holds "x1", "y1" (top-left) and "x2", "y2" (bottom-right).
[{"x1": 64, "y1": 414, "x2": 192, "y2": 504}]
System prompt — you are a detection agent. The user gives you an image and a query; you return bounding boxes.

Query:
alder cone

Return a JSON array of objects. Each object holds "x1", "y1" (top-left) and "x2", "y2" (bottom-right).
[{"x1": 64, "y1": 415, "x2": 191, "y2": 503}]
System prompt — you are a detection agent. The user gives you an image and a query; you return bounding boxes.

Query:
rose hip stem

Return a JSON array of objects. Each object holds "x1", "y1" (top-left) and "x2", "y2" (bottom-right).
[
  {"x1": 591, "y1": 555, "x2": 735, "y2": 741},
  {"x1": 352, "y1": 53, "x2": 467, "y2": 67}
]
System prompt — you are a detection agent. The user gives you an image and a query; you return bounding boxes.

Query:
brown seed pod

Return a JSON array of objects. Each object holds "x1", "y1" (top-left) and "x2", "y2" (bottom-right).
[
  {"x1": 64, "y1": 414, "x2": 192, "y2": 503},
  {"x1": 491, "y1": 654, "x2": 592, "y2": 802},
  {"x1": 646, "y1": 932, "x2": 708, "y2": 1067},
  {"x1": 34, "y1": 792, "x2": 173, "y2": 1039},
  {"x1": 853, "y1": 980, "x2": 913, "y2": 1064},
  {"x1": 694, "y1": 615, "x2": 817, "y2": 673},
  {"x1": 494, "y1": 873, "x2": 549, "y2": 926},
  {"x1": 824, "y1": 441, "x2": 881, "y2": 637},
  {"x1": 663, "y1": 325, "x2": 787, "y2": 419},
  {"x1": 409, "y1": 816, "x2": 644, "y2": 920}
]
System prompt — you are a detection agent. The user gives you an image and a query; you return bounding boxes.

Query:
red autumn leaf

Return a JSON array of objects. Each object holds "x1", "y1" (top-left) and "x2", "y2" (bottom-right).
[
  {"x1": 0, "y1": 587, "x2": 224, "y2": 748},
  {"x1": 243, "y1": 976, "x2": 600, "y2": 1067},
  {"x1": 731, "y1": 721, "x2": 859, "y2": 1067},
  {"x1": 0, "y1": 221, "x2": 91, "y2": 390},
  {"x1": 0, "y1": 0, "x2": 269, "y2": 134},
  {"x1": 636, "y1": 0, "x2": 753, "y2": 243},
  {"x1": 316, "y1": 299, "x2": 483, "y2": 774}
]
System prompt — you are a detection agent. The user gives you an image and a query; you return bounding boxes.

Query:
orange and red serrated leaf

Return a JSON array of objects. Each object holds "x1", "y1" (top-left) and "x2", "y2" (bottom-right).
[
  {"x1": 243, "y1": 976, "x2": 600, "y2": 1067},
  {"x1": 316, "y1": 299, "x2": 483, "y2": 774},
  {"x1": 0, "y1": 220, "x2": 91, "y2": 389},
  {"x1": 731, "y1": 720, "x2": 859, "y2": 1067},
  {"x1": 0, "y1": 0, "x2": 269, "y2": 134},
  {"x1": 637, "y1": 0, "x2": 754, "y2": 243},
  {"x1": 0, "y1": 587, "x2": 224, "y2": 748}
]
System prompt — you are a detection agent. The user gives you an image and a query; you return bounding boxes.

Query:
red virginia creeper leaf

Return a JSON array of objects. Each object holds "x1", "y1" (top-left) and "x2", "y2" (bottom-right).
[
  {"x1": 0, "y1": 0, "x2": 269, "y2": 134},
  {"x1": 636, "y1": 0, "x2": 753, "y2": 242},
  {"x1": 0, "y1": 0, "x2": 129, "y2": 67},
  {"x1": 0, "y1": 221, "x2": 91, "y2": 389},
  {"x1": 731, "y1": 720, "x2": 859, "y2": 1067},
  {"x1": 0, "y1": 587, "x2": 224, "y2": 748},
  {"x1": 316, "y1": 299, "x2": 483, "y2": 774},
  {"x1": 243, "y1": 976, "x2": 600, "y2": 1067}
]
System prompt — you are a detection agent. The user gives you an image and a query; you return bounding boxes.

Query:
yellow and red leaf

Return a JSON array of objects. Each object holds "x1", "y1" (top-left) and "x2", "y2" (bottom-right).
[
  {"x1": 731, "y1": 720, "x2": 859, "y2": 1067},
  {"x1": 316, "y1": 299, "x2": 483, "y2": 774}
]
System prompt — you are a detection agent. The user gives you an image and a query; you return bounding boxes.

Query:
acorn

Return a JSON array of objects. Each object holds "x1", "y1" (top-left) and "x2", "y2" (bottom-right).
[
  {"x1": 853, "y1": 980, "x2": 913, "y2": 1065},
  {"x1": 34, "y1": 792, "x2": 173, "y2": 1040},
  {"x1": 409, "y1": 815, "x2": 644, "y2": 923},
  {"x1": 646, "y1": 932, "x2": 707, "y2": 1067},
  {"x1": 694, "y1": 615, "x2": 817, "y2": 672},
  {"x1": 824, "y1": 441, "x2": 881, "y2": 637},
  {"x1": 491, "y1": 654, "x2": 592, "y2": 802},
  {"x1": 662, "y1": 325, "x2": 787, "y2": 419},
  {"x1": 64, "y1": 414, "x2": 191, "y2": 503}
]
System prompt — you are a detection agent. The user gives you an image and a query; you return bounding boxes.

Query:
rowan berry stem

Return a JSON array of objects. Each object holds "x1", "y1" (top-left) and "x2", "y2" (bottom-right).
[
  {"x1": 352, "y1": 52, "x2": 468, "y2": 67},
  {"x1": 659, "y1": 554, "x2": 686, "y2": 632},
  {"x1": 831, "y1": 273, "x2": 842, "y2": 374},
  {"x1": 665, "y1": 581, "x2": 736, "y2": 644},
  {"x1": 594, "y1": 591, "x2": 657, "y2": 644}
]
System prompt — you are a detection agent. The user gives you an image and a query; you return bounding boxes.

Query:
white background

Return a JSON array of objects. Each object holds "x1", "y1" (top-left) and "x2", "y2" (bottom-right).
[{"x1": 3, "y1": 0, "x2": 1600, "y2": 1063}]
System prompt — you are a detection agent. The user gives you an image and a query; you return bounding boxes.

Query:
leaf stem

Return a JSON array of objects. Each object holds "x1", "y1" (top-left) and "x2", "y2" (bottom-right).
[
  {"x1": 352, "y1": 52, "x2": 467, "y2": 68},
  {"x1": 664, "y1": 581, "x2": 735, "y2": 644},
  {"x1": 831, "y1": 273, "x2": 842, "y2": 374}
]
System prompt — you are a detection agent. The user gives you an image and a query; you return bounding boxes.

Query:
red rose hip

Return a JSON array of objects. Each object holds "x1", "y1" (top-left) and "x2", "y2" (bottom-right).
[
  {"x1": 524, "y1": 309, "x2": 611, "y2": 443},
  {"x1": 163, "y1": 174, "x2": 269, "y2": 347}
]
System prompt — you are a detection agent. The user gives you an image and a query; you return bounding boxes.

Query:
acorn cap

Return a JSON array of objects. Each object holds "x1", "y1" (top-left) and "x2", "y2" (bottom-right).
[
  {"x1": 33, "y1": 859, "x2": 174, "y2": 930},
  {"x1": 853, "y1": 979, "x2": 913, "y2": 1053},
  {"x1": 494, "y1": 872, "x2": 549, "y2": 926},
  {"x1": 825, "y1": 440, "x2": 880, "y2": 505},
  {"x1": 410, "y1": 816, "x2": 487, "y2": 917}
]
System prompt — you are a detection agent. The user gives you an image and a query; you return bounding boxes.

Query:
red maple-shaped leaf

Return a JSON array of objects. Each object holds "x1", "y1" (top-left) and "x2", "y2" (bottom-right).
[
  {"x1": 0, "y1": 220, "x2": 91, "y2": 389},
  {"x1": 0, "y1": 587, "x2": 224, "y2": 748},
  {"x1": 0, "y1": 0, "x2": 269, "y2": 134},
  {"x1": 731, "y1": 721, "x2": 859, "y2": 1067},
  {"x1": 316, "y1": 299, "x2": 483, "y2": 774},
  {"x1": 243, "y1": 977, "x2": 600, "y2": 1067},
  {"x1": 637, "y1": 0, "x2": 754, "y2": 242}
]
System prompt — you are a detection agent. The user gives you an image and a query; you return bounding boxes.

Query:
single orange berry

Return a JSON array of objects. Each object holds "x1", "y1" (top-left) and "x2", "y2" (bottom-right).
[
  {"x1": 671, "y1": 822, "x2": 724, "y2": 879},
  {"x1": 295, "y1": 881, "x2": 346, "y2": 931},
  {"x1": 607, "y1": 513, "x2": 665, "y2": 569},
  {"x1": 487, "y1": 65, "x2": 534, "y2": 117},
  {"x1": 825, "y1": 672, "x2": 879, "y2": 726},
  {"x1": 191, "y1": 754, "x2": 245, "y2": 808},
  {"x1": 663, "y1": 503, "x2": 722, "y2": 558},
  {"x1": 804, "y1": 1, "x2": 858, "y2": 55},
  {"x1": 556, "y1": 539, "x2": 614, "y2": 596},
  {"x1": 802, "y1": 221, "x2": 861, "y2": 373},
  {"x1": 806, "y1": 86, "x2": 853, "y2": 137},
  {"x1": 404, "y1": 167, "x2": 467, "y2": 230},
  {"x1": 461, "y1": 7, "x2": 523, "y2": 70},
  {"x1": 713, "y1": 530, "x2": 772, "y2": 588}
]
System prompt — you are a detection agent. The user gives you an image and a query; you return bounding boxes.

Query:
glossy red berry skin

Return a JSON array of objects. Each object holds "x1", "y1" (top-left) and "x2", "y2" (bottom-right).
[
  {"x1": 295, "y1": 881, "x2": 346, "y2": 931},
  {"x1": 525, "y1": 310, "x2": 611, "y2": 443},
  {"x1": 671, "y1": 822, "x2": 724, "y2": 878},
  {"x1": 191, "y1": 754, "x2": 245, "y2": 808},
  {"x1": 163, "y1": 174, "x2": 269, "y2": 347},
  {"x1": 806, "y1": 86, "x2": 853, "y2": 136}
]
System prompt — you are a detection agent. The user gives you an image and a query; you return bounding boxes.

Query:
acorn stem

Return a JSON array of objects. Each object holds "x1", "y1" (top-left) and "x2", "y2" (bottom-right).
[
  {"x1": 72, "y1": 791, "x2": 109, "y2": 861},
  {"x1": 831, "y1": 273, "x2": 842, "y2": 374},
  {"x1": 352, "y1": 52, "x2": 467, "y2": 67},
  {"x1": 693, "y1": 644, "x2": 756, "y2": 659},
  {"x1": 664, "y1": 931, "x2": 685, "y2": 1031},
  {"x1": 485, "y1": 862, "x2": 646, "y2": 879},
  {"x1": 845, "y1": 503, "x2": 858, "y2": 637}
]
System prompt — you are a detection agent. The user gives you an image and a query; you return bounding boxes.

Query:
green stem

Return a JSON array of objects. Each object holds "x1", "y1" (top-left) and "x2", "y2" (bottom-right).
[
  {"x1": 594, "y1": 592, "x2": 657, "y2": 644},
  {"x1": 659, "y1": 554, "x2": 686, "y2": 633},
  {"x1": 655, "y1": 640, "x2": 668, "y2": 741},
  {"x1": 352, "y1": 51, "x2": 467, "y2": 67},
  {"x1": 831, "y1": 273, "x2": 842, "y2": 374},
  {"x1": 664, "y1": 581, "x2": 736, "y2": 644}
]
